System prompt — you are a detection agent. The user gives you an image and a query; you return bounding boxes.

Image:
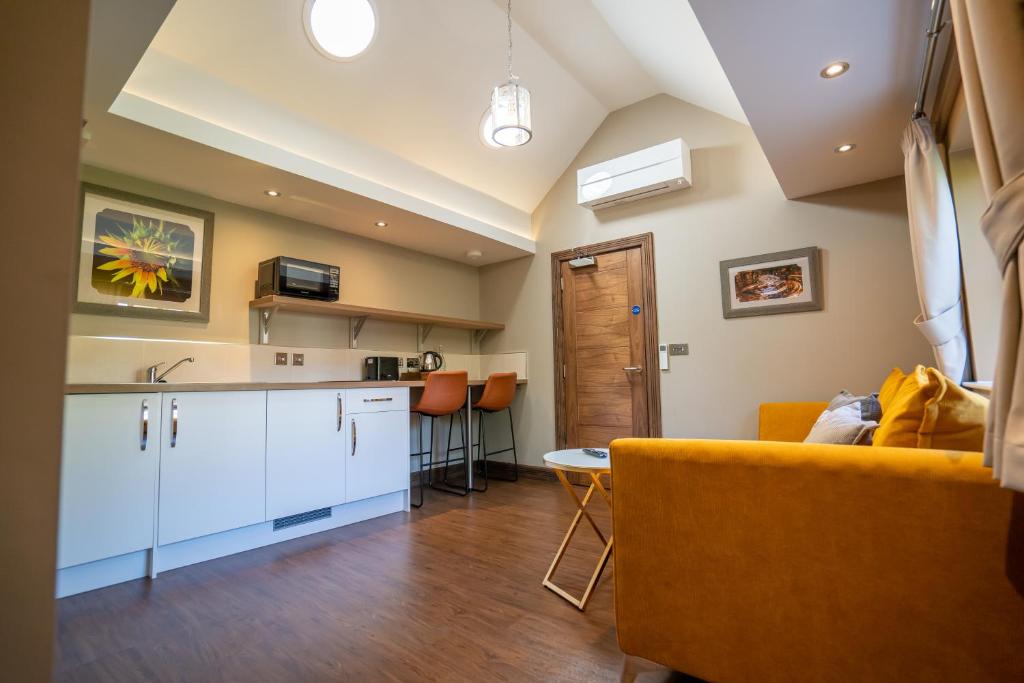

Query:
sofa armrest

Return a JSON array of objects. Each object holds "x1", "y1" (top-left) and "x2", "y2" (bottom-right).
[
  {"x1": 758, "y1": 402, "x2": 828, "y2": 442},
  {"x1": 610, "y1": 438, "x2": 1024, "y2": 682}
]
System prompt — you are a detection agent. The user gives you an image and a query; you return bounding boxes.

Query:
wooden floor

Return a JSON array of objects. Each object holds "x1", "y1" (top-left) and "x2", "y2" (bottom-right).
[{"x1": 55, "y1": 478, "x2": 689, "y2": 682}]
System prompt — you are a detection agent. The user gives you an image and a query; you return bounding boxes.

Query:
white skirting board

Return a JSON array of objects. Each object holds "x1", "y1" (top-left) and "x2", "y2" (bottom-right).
[{"x1": 56, "y1": 490, "x2": 407, "y2": 598}]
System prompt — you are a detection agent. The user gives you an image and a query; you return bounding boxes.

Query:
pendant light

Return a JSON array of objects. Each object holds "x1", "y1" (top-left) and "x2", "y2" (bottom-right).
[{"x1": 489, "y1": 0, "x2": 532, "y2": 147}]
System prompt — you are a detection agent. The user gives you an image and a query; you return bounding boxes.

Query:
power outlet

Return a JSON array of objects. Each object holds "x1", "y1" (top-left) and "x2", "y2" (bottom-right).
[
  {"x1": 406, "y1": 357, "x2": 420, "y2": 369},
  {"x1": 668, "y1": 343, "x2": 689, "y2": 356},
  {"x1": 275, "y1": 352, "x2": 288, "y2": 366},
  {"x1": 292, "y1": 353, "x2": 304, "y2": 366}
]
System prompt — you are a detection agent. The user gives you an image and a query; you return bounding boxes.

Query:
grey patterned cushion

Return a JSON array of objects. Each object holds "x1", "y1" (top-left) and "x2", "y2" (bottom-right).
[{"x1": 806, "y1": 391, "x2": 880, "y2": 445}]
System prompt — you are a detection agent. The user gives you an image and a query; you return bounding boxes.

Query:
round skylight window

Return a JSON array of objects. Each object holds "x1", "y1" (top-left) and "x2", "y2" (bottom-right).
[{"x1": 303, "y1": 0, "x2": 377, "y2": 61}]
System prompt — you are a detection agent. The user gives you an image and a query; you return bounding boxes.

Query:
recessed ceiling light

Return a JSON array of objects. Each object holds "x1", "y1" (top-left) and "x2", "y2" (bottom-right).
[
  {"x1": 834, "y1": 143, "x2": 857, "y2": 154},
  {"x1": 479, "y1": 108, "x2": 501, "y2": 149},
  {"x1": 374, "y1": 221, "x2": 388, "y2": 228},
  {"x1": 264, "y1": 189, "x2": 282, "y2": 197},
  {"x1": 820, "y1": 61, "x2": 850, "y2": 79},
  {"x1": 466, "y1": 249, "x2": 483, "y2": 259},
  {"x1": 303, "y1": 0, "x2": 377, "y2": 62}
]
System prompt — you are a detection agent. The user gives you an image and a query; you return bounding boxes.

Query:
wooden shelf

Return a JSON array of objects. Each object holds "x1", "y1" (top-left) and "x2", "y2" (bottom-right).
[{"x1": 249, "y1": 295, "x2": 504, "y2": 348}]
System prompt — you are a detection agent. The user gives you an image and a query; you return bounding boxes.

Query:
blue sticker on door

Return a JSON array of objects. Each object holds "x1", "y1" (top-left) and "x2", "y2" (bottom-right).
[{"x1": 631, "y1": 305, "x2": 641, "y2": 315}]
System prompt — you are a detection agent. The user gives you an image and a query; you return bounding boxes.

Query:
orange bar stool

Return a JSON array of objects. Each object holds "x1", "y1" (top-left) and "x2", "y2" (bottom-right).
[
  {"x1": 410, "y1": 370, "x2": 469, "y2": 507},
  {"x1": 471, "y1": 372, "x2": 519, "y2": 492}
]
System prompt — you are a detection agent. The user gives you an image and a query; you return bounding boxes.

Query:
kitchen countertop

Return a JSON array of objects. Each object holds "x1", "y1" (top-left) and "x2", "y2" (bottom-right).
[{"x1": 65, "y1": 378, "x2": 528, "y2": 395}]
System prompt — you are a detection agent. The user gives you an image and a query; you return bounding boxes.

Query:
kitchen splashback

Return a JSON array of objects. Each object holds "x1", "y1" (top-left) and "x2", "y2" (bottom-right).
[{"x1": 65, "y1": 336, "x2": 527, "y2": 384}]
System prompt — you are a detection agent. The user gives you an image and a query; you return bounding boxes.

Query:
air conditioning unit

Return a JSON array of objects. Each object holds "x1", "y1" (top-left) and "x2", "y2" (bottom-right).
[{"x1": 577, "y1": 138, "x2": 692, "y2": 210}]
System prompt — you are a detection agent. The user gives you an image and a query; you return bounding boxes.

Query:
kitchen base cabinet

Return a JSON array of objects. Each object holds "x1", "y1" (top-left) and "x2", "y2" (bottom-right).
[
  {"x1": 158, "y1": 391, "x2": 267, "y2": 546},
  {"x1": 266, "y1": 390, "x2": 346, "y2": 520},
  {"x1": 59, "y1": 394, "x2": 161, "y2": 569},
  {"x1": 346, "y1": 410, "x2": 410, "y2": 503}
]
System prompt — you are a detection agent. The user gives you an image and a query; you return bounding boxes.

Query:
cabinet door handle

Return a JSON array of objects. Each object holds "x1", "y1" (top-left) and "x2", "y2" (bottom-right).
[
  {"x1": 140, "y1": 399, "x2": 149, "y2": 451},
  {"x1": 337, "y1": 393, "x2": 344, "y2": 431},
  {"x1": 351, "y1": 418, "x2": 357, "y2": 456},
  {"x1": 170, "y1": 398, "x2": 179, "y2": 448},
  {"x1": 363, "y1": 397, "x2": 393, "y2": 403},
  {"x1": 623, "y1": 366, "x2": 643, "y2": 373}
]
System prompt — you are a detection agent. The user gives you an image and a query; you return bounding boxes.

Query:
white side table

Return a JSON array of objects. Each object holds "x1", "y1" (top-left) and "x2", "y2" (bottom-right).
[{"x1": 542, "y1": 448, "x2": 613, "y2": 610}]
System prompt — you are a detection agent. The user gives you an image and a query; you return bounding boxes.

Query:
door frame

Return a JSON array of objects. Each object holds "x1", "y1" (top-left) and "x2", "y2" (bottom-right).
[{"x1": 551, "y1": 232, "x2": 662, "y2": 449}]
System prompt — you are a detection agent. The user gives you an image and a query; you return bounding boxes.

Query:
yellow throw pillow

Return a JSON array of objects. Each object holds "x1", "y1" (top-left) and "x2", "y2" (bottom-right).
[
  {"x1": 873, "y1": 365, "x2": 988, "y2": 452},
  {"x1": 878, "y1": 367, "x2": 906, "y2": 413}
]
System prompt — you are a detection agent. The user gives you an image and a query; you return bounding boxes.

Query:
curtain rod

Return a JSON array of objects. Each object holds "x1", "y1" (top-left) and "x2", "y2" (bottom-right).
[{"x1": 912, "y1": 0, "x2": 949, "y2": 119}]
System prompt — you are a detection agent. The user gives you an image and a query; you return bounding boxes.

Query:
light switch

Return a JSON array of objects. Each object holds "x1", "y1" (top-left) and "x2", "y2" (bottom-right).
[
  {"x1": 668, "y1": 343, "x2": 689, "y2": 356},
  {"x1": 275, "y1": 352, "x2": 288, "y2": 366},
  {"x1": 292, "y1": 353, "x2": 304, "y2": 366}
]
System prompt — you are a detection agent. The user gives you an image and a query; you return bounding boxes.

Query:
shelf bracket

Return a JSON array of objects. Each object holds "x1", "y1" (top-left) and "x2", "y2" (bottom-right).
[
  {"x1": 258, "y1": 307, "x2": 277, "y2": 345},
  {"x1": 417, "y1": 324, "x2": 434, "y2": 352},
  {"x1": 471, "y1": 329, "x2": 488, "y2": 354},
  {"x1": 349, "y1": 316, "x2": 368, "y2": 349}
]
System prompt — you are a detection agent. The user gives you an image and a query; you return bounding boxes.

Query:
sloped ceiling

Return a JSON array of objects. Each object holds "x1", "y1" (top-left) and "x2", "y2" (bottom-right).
[{"x1": 85, "y1": 0, "x2": 934, "y2": 265}]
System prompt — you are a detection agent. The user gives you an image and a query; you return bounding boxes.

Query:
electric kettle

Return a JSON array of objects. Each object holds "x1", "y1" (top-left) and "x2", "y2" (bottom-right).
[{"x1": 421, "y1": 350, "x2": 444, "y2": 373}]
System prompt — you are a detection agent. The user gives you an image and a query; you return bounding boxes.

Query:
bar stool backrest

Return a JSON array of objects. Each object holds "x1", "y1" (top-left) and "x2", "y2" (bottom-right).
[
  {"x1": 475, "y1": 372, "x2": 517, "y2": 412},
  {"x1": 414, "y1": 370, "x2": 469, "y2": 415}
]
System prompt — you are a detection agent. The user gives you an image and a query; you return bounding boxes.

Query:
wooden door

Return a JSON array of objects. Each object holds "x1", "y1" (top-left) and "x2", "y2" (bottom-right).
[
  {"x1": 158, "y1": 391, "x2": 267, "y2": 545},
  {"x1": 58, "y1": 394, "x2": 161, "y2": 568},
  {"x1": 559, "y1": 241, "x2": 657, "y2": 447},
  {"x1": 266, "y1": 390, "x2": 346, "y2": 520}
]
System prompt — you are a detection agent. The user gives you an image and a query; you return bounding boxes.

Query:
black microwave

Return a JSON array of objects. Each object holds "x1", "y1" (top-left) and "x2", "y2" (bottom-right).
[{"x1": 257, "y1": 256, "x2": 339, "y2": 302}]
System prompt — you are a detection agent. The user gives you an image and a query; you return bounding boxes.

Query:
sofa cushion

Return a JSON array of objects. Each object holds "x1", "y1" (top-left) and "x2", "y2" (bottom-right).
[
  {"x1": 878, "y1": 367, "x2": 906, "y2": 413},
  {"x1": 873, "y1": 365, "x2": 988, "y2": 452},
  {"x1": 805, "y1": 391, "x2": 880, "y2": 445}
]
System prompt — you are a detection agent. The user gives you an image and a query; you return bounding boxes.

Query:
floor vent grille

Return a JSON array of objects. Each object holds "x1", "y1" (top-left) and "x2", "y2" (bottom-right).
[{"x1": 273, "y1": 507, "x2": 331, "y2": 531}]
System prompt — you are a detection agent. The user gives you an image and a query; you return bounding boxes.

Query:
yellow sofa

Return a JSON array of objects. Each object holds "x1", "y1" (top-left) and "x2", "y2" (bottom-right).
[{"x1": 611, "y1": 402, "x2": 1024, "y2": 682}]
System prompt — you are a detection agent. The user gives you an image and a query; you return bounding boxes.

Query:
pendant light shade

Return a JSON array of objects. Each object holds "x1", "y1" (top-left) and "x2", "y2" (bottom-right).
[
  {"x1": 491, "y1": 81, "x2": 532, "y2": 147},
  {"x1": 486, "y1": 0, "x2": 532, "y2": 148}
]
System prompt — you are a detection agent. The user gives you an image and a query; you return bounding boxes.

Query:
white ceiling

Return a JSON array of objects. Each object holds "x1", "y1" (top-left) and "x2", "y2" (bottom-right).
[
  {"x1": 689, "y1": 0, "x2": 940, "y2": 198},
  {"x1": 83, "y1": 0, "x2": 936, "y2": 265},
  {"x1": 591, "y1": 0, "x2": 747, "y2": 124}
]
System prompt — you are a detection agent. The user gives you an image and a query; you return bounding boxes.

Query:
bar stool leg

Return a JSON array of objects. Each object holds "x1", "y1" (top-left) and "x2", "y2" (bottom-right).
[
  {"x1": 507, "y1": 406, "x2": 519, "y2": 482},
  {"x1": 472, "y1": 410, "x2": 489, "y2": 493},
  {"x1": 432, "y1": 411, "x2": 468, "y2": 496}
]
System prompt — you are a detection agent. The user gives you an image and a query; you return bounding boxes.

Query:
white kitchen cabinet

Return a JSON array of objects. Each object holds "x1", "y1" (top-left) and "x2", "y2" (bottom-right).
[
  {"x1": 158, "y1": 391, "x2": 267, "y2": 545},
  {"x1": 59, "y1": 394, "x2": 161, "y2": 568},
  {"x1": 266, "y1": 390, "x2": 346, "y2": 520},
  {"x1": 346, "y1": 409, "x2": 410, "y2": 502}
]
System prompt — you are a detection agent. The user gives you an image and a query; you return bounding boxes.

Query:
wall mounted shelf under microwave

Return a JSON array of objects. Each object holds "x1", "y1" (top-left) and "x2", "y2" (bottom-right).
[{"x1": 249, "y1": 295, "x2": 504, "y2": 352}]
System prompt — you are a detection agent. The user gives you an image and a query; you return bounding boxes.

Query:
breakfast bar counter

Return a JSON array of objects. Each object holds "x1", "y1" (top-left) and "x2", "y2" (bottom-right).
[{"x1": 65, "y1": 378, "x2": 527, "y2": 395}]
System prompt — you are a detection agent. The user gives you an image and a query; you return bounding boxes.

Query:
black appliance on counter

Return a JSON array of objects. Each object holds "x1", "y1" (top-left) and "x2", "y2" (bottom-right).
[
  {"x1": 364, "y1": 356, "x2": 400, "y2": 381},
  {"x1": 257, "y1": 256, "x2": 339, "y2": 302}
]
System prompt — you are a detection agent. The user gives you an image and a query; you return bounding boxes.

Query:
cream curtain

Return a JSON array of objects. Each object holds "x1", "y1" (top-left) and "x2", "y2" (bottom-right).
[
  {"x1": 950, "y1": 0, "x2": 1024, "y2": 491},
  {"x1": 901, "y1": 117, "x2": 969, "y2": 383}
]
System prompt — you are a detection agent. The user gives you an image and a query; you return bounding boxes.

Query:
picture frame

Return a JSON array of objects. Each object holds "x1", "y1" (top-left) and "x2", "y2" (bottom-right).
[
  {"x1": 74, "y1": 183, "x2": 215, "y2": 322},
  {"x1": 719, "y1": 247, "x2": 823, "y2": 319}
]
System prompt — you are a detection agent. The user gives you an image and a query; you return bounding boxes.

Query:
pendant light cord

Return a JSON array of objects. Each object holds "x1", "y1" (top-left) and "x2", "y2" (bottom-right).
[{"x1": 506, "y1": 0, "x2": 517, "y2": 82}]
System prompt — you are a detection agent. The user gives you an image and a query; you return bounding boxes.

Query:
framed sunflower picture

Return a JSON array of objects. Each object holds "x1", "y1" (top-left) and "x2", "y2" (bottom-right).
[
  {"x1": 75, "y1": 184, "x2": 214, "y2": 321},
  {"x1": 719, "y1": 247, "x2": 823, "y2": 319}
]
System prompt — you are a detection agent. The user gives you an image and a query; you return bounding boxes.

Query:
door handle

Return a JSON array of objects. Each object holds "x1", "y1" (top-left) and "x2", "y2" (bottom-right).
[
  {"x1": 140, "y1": 399, "x2": 149, "y2": 451},
  {"x1": 351, "y1": 418, "x2": 357, "y2": 456},
  {"x1": 337, "y1": 393, "x2": 343, "y2": 432},
  {"x1": 623, "y1": 366, "x2": 643, "y2": 373},
  {"x1": 170, "y1": 398, "x2": 178, "y2": 448}
]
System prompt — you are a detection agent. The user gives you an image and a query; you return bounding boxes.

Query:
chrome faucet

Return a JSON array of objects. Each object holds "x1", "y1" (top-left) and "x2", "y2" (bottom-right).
[{"x1": 146, "y1": 357, "x2": 195, "y2": 383}]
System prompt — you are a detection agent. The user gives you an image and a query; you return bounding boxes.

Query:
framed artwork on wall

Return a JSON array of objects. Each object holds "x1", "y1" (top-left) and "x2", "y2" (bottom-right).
[
  {"x1": 719, "y1": 246, "x2": 823, "y2": 319},
  {"x1": 74, "y1": 183, "x2": 215, "y2": 322}
]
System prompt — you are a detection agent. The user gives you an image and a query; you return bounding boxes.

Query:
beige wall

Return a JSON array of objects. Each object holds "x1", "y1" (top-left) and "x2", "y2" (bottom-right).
[
  {"x1": 949, "y1": 149, "x2": 1001, "y2": 380},
  {"x1": 480, "y1": 95, "x2": 932, "y2": 465},
  {"x1": 73, "y1": 166, "x2": 481, "y2": 353},
  {"x1": 0, "y1": 1, "x2": 90, "y2": 678}
]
